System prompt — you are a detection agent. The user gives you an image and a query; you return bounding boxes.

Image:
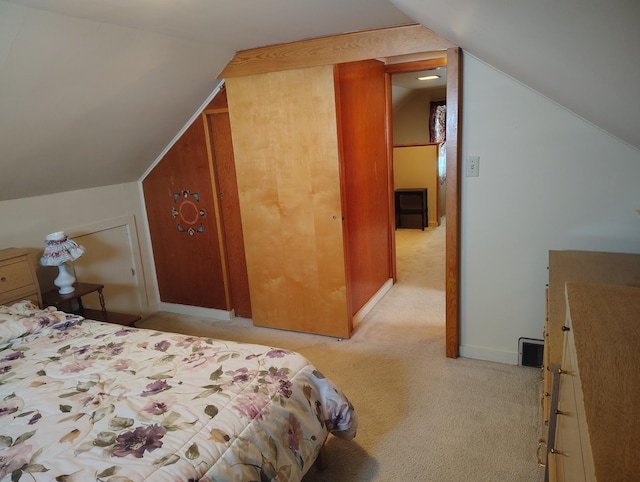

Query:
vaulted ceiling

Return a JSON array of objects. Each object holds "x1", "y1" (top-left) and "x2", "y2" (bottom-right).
[{"x1": 1, "y1": 0, "x2": 638, "y2": 202}]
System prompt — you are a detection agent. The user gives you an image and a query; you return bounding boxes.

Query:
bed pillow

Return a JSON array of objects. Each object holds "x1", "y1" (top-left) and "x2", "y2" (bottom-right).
[{"x1": 0, "y1": 300, "x2": 81, "y2": 345}]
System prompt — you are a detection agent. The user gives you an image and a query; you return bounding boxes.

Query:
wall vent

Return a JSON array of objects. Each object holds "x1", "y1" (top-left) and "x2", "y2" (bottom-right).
[{"x1": 518, "y1": 338, "x2": 544, "y2": 368}]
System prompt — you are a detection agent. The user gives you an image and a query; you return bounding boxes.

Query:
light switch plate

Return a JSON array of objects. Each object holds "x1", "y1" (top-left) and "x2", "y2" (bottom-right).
[{"x1": 466, "y1": 156, "x2": 480, "y2": 177}]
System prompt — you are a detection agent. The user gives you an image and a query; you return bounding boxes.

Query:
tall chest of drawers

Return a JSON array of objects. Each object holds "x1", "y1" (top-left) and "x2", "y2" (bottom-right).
[
  {"x1": 0, "y1": 248, "x2": 42, "y2": 307},
  {"x1": 543, "y1": 249, "x2": 640, "y2": 481},
  {"x1": 546, "y1": 282, "x2": 640, "y2": 481}
]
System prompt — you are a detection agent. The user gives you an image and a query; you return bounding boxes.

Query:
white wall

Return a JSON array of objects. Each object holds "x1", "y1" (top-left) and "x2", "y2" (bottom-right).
[
  {"x1": 460, "y1": 54, "x2": 640, "y2": 363},
  {"x1": 0, "y1": 183, "x2": 159, "y2": 316},
  {"x1": 392, "y1": 88, "x2": 446, "y2": 145}
]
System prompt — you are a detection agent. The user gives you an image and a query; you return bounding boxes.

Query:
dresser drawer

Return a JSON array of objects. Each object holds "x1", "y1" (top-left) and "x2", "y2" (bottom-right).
[{"x1": 0, "y1": 259, "x2": 35, "y2": 294}]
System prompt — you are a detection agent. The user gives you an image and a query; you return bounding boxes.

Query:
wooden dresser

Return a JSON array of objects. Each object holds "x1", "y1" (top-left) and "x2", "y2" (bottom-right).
[
  {"x1": 543, "y1": 250, "x2": 640, "y2": 481},
  {"x1": 0, "y1": 248, "x2": 42, "y2": 307}
]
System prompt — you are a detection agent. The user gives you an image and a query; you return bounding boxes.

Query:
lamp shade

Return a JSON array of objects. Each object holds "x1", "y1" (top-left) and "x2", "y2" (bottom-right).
[{"x1": 40, "y1": 231, "x2": 85, "y2": 267}]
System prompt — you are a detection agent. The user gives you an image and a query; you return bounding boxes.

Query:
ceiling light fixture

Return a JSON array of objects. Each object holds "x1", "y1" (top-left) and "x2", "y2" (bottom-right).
[{"x1": 417, "y1": 75, "x2": 441, "y2": 81}]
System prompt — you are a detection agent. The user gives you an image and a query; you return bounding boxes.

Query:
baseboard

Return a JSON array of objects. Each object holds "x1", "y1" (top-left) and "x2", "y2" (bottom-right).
[
  {"x1": 157, "y1": 278, "x2": 393, "y2": 329},
  {"x1": 459, "y1": 344, "x2": 518, "y2": 365},
  {"x1": 353, "y1": 278, "x2": 393, "y2": 327},
  {"x1": 158, "y1": 302, "x2": 234, "y2": 321}
]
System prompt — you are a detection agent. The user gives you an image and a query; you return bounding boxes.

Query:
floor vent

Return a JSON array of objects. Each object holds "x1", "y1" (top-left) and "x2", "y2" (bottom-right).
[{"x1": 518, "y1": 338, "x2": 544, "y2": 368}]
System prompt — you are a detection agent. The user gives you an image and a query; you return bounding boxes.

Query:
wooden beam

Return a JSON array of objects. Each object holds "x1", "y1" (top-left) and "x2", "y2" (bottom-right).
[
  {"x1": 219, "y1": 24, "x2": 456, "y2": 78},
  {"x1": 445, "y1": 47, "x2": 461, "y2": 359}
]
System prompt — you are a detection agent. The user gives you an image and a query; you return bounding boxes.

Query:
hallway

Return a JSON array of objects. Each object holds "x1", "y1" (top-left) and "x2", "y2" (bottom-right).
[{"x1": 382, "y1": 222, "x2": 446, "y2": 330}]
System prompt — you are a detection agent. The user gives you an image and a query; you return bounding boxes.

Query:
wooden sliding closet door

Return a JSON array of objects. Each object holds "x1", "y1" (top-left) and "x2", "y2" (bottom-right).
[
  {"x1": 226, "y1": 66, "x2": 350, "y2": 338},
  {"x1": 335, "y1": 60, "x2": 390, "y2": 316}
]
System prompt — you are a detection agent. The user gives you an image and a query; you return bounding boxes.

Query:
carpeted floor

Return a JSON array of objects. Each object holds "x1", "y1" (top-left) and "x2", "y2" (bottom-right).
[{"x1": 138, "y1": 223, "x2": 545, "y2": 482}]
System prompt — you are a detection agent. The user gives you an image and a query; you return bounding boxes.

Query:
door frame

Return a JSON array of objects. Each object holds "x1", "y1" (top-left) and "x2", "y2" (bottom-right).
[{"x1": 385, "y1": 47, "x2": 461, "y2": 358}]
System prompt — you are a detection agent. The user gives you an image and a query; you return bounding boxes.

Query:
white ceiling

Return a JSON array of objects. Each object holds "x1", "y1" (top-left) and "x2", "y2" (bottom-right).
[
  {"x1": 392, "y1": 0, "x2": 640, "y2": 152},
  {"x1": 390, "y1": 67, "x2": 447, "y2": 110},
  {"x1": 0, "y1": 0, "x2": 413, "y2": 201},
  {"x1": 1, "y1": 0, "x2": 639, "y2": 202},
  {"x1": 392, "y1": 68, "x2": 447, "y2": 91},
  {"x1": 3, "y1": 0, "x2": 414, "y2": 51}
]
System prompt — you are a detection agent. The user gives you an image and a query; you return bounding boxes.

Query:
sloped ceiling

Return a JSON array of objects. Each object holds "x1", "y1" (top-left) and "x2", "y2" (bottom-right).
[
  {"x1": 391, "y1": 0, "x2": 640, "y2": 152},
  {"x1": 1, "y1": 0, "x2": 638, "y2": 202},
  {"x1": 0, "y1": 0, "x2": 413, "y2": 201}
]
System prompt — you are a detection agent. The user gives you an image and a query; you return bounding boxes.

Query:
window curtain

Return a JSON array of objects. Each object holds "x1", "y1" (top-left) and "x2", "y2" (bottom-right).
[{"x1": 429, "y1": 101, "x2": 446, "y2": 143}]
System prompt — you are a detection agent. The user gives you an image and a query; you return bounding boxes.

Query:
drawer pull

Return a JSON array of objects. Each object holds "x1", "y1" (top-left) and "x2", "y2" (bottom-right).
[
  {"x1": 561, "y1": 325, "x2": 571, "y2": 332},
  {"x1": 550, "y1": 448, "x2": 566, "y2": 457},
  {"x1": 536, "y1": 439, "x2": 547, "y2": 467},
  {"x1": 554, "y1": 409, "x2": 566, "y2": 416},
  {"x1": 0, "y1": 277, "x2": 6, "y2": 282},
  {"x1": 557, "y1": 368, "x2": 572, "y2": 375}
]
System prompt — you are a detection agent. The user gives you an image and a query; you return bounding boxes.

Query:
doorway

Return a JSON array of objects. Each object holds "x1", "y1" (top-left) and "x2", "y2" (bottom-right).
[{"x1": 386, "y1": 49, "x2": 460, "y2": 358}]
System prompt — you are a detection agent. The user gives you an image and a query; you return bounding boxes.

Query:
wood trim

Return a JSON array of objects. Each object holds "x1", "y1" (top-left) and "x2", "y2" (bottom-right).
[
  {"x1": 202, "y1": 113, "x2": 232, "y2": 310},
  {"x1": 393, "y1": 142, "x2": 441, "y2": 148},
  {"x1": 219, "y1": 24, "x2": 456, "y2": 78},
  {"x1": 203, "y1": 108, "x2": 229, "y2": 115},
  {"x1": 385, "y1": 72, "x2": 397, "y2": 282},
  {"x1": 206, "y1": 110, "x2": 253, "y2": 319},
  {"x1": 445, "y1": 47, "x2": 461, "y2": 358},
  {"x1": 385, "y1": 57, "x2": 447, "y2": 74}
]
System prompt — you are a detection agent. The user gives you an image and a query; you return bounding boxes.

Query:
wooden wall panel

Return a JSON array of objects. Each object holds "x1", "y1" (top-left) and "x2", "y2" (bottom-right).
[
  {"x1": 142, "y1": 116, "x2": 227, "y2": 309},
  {"x1": 226, "y1": 66, "x2": 350, "y2": 338},
  {"x1": 335, "y1": 60, "x2": 391, "y2": 315},
  {"x1": 205, "y1": 87, "x2": 228, "y2": 111}
]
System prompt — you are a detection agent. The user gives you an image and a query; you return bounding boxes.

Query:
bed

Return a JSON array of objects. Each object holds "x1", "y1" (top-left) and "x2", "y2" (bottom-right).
[{"x1": 0, "y1": 301, "x2": 357, "y2": 481}]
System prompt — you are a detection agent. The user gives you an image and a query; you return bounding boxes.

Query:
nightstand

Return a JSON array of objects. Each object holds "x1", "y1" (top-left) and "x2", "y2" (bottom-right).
[
  {"x1": 394, "y1": 188, "x2": 428, "y2": 230},
  {"x1": 0, "y1": 248, "x2": 42, "y2": 307},
  {"x1": 42, "y1": 282, "x2": 140, "y2": 326}
]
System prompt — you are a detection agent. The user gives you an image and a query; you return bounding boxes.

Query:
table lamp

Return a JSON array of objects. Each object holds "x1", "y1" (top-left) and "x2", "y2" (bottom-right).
[{"x1": 40, "y1": 231, "x2": 85, "y2": 294}]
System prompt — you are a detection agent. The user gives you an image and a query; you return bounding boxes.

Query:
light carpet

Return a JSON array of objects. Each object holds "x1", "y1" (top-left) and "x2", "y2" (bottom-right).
[{"x1": 138, "y1": 224, "x2": 545, "y2": 481}]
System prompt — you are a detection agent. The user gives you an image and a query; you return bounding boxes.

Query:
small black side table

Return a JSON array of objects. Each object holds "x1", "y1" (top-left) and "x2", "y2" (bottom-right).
[
  {"x1": 42, "y1": 282, "x2": 140, "y2": 326},
  {"x1": 395, "y1": 188, "x2": 428, "y2": 230}
]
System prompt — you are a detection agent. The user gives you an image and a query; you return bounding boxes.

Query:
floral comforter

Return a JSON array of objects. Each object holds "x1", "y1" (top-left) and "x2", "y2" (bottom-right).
[{"x1": 0, "y1": 301, "x2": 357, "y2": 481}]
